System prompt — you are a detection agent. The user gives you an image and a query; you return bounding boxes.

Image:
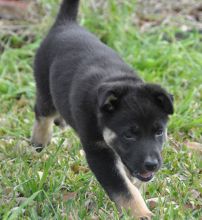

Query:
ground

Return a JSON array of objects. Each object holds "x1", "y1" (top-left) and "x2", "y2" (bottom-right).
[{"x1": 0, "y1": 0, "x2": 202, "y2": 219}]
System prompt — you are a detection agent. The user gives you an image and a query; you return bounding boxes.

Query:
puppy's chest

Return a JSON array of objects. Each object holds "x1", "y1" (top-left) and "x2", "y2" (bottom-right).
[
  {"x1": 131, "y1": 177, "x2": 146, "y2": 192},
  {"x1": 124, "y1": 164, "x2": 146, "y2": 192}
]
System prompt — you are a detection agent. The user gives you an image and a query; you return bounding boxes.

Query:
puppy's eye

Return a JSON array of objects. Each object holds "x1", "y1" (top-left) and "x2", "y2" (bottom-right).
[
  {"x1": 155, "y1": 129, "x2": 163, "y2": 137},
  {"x1": 123, "y1": 130, "x2": 137, "y2": 141}
]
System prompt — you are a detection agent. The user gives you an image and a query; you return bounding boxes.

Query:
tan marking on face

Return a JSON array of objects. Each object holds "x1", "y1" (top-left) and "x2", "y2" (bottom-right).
[
  {"x1": 115, "y1": 158, "x2": 153, "y2": 219},
  {"x1": 31, "y1": 116, "x2": 54, "y2": 147},
  {"x1": 103, "y1": 127, "x2": 117, "y2": 148}
]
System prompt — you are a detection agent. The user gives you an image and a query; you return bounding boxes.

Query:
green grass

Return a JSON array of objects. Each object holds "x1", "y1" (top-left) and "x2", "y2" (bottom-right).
[{"x1": 0, "y1": 0, "x2": 201, "y2": 219}]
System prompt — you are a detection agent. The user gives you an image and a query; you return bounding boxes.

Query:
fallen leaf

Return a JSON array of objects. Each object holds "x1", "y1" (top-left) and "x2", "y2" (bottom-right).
[
  {"x1": 15, "y1": 197, "x2": 28, "y2": 205},
  {"x1": 71, "y1": 163, "x2": 89, "y2": 174},
  {"x1": 37, "y1": 171, "x2": 43, "y2": 180},
  {"x1": 79, "y1": 149, "x2": 85, "y2": 156},
  {"x1": 147, "y1": 197, "x2": 167, "y2": 209},
  {"x1": 4, "y1": 187, "x2": 13, "y2": 195},
  {"x1": 190, "y1": 189, "x2": 200, "y2": 199},
  {"x1": 63, "y1": 192, "x2": 76, "y2": 202},
  {"x1": 84, "y1": 199, "x2": 95, "y2": 212},
  {"x1": 16, "y1": 96, "x2": 29, "y2": 108},
  {"x1": 185, "y1": 141, "x2": 202, "y2": 153},
  {"x1": 147, "y1": 197, "x2": 159, "y2": 209}
]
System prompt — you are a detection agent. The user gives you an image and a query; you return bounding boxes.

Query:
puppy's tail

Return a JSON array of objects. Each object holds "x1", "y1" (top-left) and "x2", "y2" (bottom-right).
[{"x1": 56, "y1": 0, "x2": 80, "y2": 24}]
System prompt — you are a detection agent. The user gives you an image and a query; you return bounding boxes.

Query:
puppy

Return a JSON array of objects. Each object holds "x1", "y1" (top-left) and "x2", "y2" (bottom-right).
[{"x1": 31, "y1": 0, "x2": 174, "y2": 219}]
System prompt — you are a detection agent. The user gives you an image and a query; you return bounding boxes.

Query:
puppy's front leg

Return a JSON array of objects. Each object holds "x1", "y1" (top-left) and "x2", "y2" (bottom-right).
[
  {"x1": 84, "y1": 144, "x2": 152, "y2": 219},
  {"x1": 115, "y1": 159, "x2": 152, "y2": 219}
]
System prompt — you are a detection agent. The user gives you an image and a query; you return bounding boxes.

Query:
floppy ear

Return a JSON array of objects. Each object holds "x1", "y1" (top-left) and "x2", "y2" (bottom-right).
[
  {"x1": 97, "y1": 83, "x2": 128, "y2": 112},
  {"x1": 145, "y1": 84, "x2": 174, "y2": 115}
]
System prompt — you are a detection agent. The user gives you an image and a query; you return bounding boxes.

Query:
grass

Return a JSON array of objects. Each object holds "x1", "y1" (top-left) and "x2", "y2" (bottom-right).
[{"x1": 0, "y1": 0, "x2": 201, "y2": 219}]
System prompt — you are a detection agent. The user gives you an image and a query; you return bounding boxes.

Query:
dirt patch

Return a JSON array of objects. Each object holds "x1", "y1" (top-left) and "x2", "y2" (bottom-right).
[
  {"x1": 134, "y1": 0, "x2": 202, "y2": 32},
  {"x1": 0, "y1": 0, "x2": 44, "y2": 37},
  {"x1": 0, "y1": 0, "x2": 202, "y2": 34}
]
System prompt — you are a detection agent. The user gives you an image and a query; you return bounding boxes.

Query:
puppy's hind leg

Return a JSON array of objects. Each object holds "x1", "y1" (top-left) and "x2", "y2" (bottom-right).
[
  {"x1": 31, "y1": 93, "x2": 56, "y2": 152},
  {"x1": 31, "y1": 116, "x2": 55, "y2": 152}
]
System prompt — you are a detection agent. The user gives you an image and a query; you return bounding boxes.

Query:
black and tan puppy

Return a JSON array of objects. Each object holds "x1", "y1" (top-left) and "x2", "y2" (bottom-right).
[{"x1": 31, "y1": 0, "x2": 174, "y2": 219}]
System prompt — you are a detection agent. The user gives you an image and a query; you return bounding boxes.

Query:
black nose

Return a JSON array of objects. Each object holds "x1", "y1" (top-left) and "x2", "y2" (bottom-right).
[{"x1": 144, "y1": 158, "x2": 158, "y2": 172}]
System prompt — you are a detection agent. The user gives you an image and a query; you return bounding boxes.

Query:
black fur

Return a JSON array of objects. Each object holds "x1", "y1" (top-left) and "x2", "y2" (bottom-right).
[{"x1": 32, "y1": 0, "x2": 174, "y2": 214}]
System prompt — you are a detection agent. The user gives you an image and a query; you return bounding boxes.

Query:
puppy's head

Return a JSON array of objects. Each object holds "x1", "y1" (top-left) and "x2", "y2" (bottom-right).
[{"x1": 97, "y1": 81, "x2": 174, "y2": 182}]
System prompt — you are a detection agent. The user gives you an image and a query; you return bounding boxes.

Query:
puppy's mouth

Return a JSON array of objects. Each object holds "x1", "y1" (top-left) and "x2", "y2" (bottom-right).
[
  {"x1": 123, "y1": 162, "x2": 155, "y2": 182},
  {"x1": 134, "y1": 171, "x2": 154, "y2": 182}
]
